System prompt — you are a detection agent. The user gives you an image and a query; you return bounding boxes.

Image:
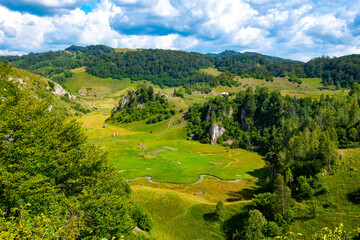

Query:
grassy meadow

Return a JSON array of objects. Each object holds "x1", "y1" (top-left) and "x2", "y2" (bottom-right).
[{"x1": 82, "y1": 111, "x2": 265, "y2": 184}]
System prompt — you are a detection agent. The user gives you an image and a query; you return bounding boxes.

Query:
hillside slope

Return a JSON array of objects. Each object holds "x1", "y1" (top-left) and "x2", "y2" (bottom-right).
[{"x1": 2, "y1": 61, "x2": 93, "y2": 116}]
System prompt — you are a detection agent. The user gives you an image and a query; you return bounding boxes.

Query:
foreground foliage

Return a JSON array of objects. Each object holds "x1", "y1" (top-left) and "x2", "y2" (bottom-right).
[{"x1": 0, "y1": 63, "x2": 151, "y2": 239}]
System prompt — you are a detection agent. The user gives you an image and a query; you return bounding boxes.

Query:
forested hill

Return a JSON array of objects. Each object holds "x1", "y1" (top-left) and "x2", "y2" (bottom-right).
[
  {"x1": 1, "y1": 45, "x2": 360, "y2": 88},
  {"x1": 304, "y1": 55, "x2": 360, "y2": 88},
  {"x1": 85, "y1": 48, "x2": 212, "y2": 87}
]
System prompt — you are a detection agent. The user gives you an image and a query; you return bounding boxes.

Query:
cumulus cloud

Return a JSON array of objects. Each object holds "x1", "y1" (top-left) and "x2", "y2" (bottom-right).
[
  {"x1": 0, "y1": 0, "x2": 88, "y2": 16},
  {"x1": 0, "y1": 0, "x2": 359, "y2": 61},
  {"x1": 0, "y1": 23, "x2": 17, "y2": 38}
]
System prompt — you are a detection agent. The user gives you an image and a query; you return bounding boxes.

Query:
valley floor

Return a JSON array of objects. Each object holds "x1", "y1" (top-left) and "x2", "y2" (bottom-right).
[{"x1": 78, "y1": 96, "x2": 266, "y2": 239}]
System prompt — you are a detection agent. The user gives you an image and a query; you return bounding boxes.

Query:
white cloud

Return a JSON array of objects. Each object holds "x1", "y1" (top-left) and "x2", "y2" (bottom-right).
[
  {"x1": 153, "y1": 0, "x2": 178, "y2": 17},
  {"x1": 0, "y1": 49, "x2": 26, "y2": 56},
  {"x1": 0, "y1": 0, "x2": 358, "y2": 61},
  {"x1": 20, "y1": 0, "x2": 86, "y2": 7}
]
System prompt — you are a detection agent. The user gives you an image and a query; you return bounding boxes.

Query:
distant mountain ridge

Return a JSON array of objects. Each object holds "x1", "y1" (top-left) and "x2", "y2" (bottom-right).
[
  {"x1": 1, "y1": 45, "x2": 360, "y2": 88},
  {"x1": 207, "y1": 50, "x2": 302, "y2": 62}
]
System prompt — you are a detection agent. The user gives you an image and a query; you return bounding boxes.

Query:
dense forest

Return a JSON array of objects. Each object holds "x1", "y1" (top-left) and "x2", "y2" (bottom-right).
[
  {"x1": 304, "y1": 55, "x2": 360, "y2": 88},
  {"x1": 186, "y1": 84, "x2": 360, "y2": 239},
  {"x1": 85, "y1": 49, "x2": 212, "y2": 87},
  {"x1": 2, "y1": 45, "x2": 360, "y2": 89},
  {"x1": 0, "y1": 62, "x2": 152, "y2": 239}
]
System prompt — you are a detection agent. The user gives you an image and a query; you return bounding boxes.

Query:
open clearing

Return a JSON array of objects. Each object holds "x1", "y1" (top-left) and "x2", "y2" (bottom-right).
[{"x1": 84, "y1": 111, "x2": 266, "y2": 185}]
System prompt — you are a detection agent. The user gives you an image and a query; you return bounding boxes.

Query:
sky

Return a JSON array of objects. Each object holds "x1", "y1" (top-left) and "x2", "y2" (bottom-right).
[{"x1": 0, "y1": 0, "x2": 359, "y2": 61}]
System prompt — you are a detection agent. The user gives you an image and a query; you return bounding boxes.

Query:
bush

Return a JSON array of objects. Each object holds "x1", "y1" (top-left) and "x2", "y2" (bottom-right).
[
  {"x1": 132, "y1": 208, "x2": 153, "y2": 231},
  {"x1": 297, "y1": 176, "x2": 314, "y2": 200}
]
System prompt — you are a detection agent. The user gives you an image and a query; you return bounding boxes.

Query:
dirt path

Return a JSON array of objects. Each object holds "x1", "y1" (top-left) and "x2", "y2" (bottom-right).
[
  {"x1": 225, "y1": 154, "x2": 241, "y2": 167},
  {"x1": 159, "y1": 118, "x2": 173, "y2": 136},
  {"x1": 126, "y1": 174, "x2": 253, "y2": 185}
]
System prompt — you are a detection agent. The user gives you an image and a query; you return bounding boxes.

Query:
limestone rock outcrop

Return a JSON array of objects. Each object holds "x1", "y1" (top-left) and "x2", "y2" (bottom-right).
[{"x1": 209, "y1": 124, "x2": 225, "y2": 145}]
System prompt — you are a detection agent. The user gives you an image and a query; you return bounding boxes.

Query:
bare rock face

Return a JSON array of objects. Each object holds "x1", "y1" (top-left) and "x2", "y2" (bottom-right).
[
  {"x1": 120, "y1": 95, "x2": 130, "y2": 109},
  {"x1": 51, "y1": 83, "x2": 67, "y2": 96},
  {"x1": 228, "y1": 106, "x2": 233, "y2": 118},
  {"x1": 209, "y1": 124, "x2": 225, "y2": 145},
  {"x1": 205, "y1": 106, "x2": 212, "y2": 122}
]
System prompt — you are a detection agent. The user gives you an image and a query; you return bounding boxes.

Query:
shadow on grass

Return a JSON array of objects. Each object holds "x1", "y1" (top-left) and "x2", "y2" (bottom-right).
[
  {"x1": 226, "y1": 188, "x2": 254, "y2": 202},
  {"x1": 221, "y1": 211, "x2": 248, "y2": 240},
  {"x1": 246, "y1": 167, "x2": 268, "y2": 179},
  {"x1": 347, "y1": 188, "x2": 360, "y2": 204},
  {"x1": 203, "y1": 212, "x2": 220, "y2": 222}
]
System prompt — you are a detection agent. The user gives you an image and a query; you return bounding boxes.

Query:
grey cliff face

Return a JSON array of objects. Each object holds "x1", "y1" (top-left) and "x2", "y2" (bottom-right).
[{"x1": 209, "y1": 124, "x2": 225, "y2": 145}]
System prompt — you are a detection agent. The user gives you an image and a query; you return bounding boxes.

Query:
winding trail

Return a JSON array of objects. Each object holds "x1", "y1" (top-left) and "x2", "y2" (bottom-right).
[
  {"x1": 126, "y1": 174, "x2": 256, "y2": 185},
  {"x1": 225, "y1": 153, "x2": 241, "y2": 167}
]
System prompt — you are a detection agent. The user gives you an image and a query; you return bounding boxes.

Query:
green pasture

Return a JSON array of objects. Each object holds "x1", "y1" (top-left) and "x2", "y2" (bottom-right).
[
  {"x1": 64, "y1": 71, "x2": 132, "y2": 95},
  {"x1": 132, "y1": 186, "x2": 245, "y2": 240},
  {"x1": 87, "y1": 116, "x2": 265, "y2": 184},
  {"x1": 301, "y1": 78, "x2": 323, "y2": 90},
  {"x1": 281, "y1": 89, "x2": 349, "y2": 99},
  {"x1": 78, "y1": 100, "x2": 265, "y2": 185}
]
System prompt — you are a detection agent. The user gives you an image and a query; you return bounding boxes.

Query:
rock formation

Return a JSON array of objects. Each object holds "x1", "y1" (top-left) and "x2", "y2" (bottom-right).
[{"x1": 209, "y1": 124, "x2": 225, "y2": 145}]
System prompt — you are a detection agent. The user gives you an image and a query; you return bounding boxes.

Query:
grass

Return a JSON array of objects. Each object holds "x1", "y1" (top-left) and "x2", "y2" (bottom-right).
[
  {"x1": 77, "y1": 102, "x2": 261, "y2": 239},
  {"x1": 130, "y1": 176, "x2": 256, "y2": 203},
  {"x1": 132, "y1": 186, "x2": 246, "y2": 240},
  {"x1": 78, "y1": 95, "x2": 265, "y2": 185},
  {"x1": 288, "y1": 148, "x2": 360, "y2": 238},
  {"x1": 200, "y1": 68, "x2": 222, "y2": 76},
  {"x1": 281, "y1": 89, "x2": 349, "y2": 99},
  {"x1": 7, "y1": 67, "x2": 92, "y2": 116},
  {"x1": 64, "y1": 71, "x2": 131, "y2": 96},
  {"x1": 113, "y1": 48, "x2": 139, "y2": 53},
  {"x1": 301, "y1": 78, "x2": 323, "y2": 90},
  {"x1": 87, "y1": 116, "x2": 265, "y2": 184}
]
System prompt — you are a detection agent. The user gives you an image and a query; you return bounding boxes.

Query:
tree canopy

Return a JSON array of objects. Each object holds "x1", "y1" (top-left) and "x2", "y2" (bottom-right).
[{"x1": 0, "y1": 63, "x2": 151, "y2": 239}]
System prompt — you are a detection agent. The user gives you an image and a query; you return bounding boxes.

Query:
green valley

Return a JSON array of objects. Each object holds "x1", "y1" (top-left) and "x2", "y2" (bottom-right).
[{"x1": 1, "y1": 46, "x2": 360, "y2": 240}]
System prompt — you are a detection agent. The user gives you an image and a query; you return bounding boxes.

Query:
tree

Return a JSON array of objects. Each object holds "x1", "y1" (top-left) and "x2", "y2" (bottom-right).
[
  {"x1": 243, "y1": 209, "x2": 267, "y2": 240},
  {"x1": 285, "y1": 168, "x2": 294, "y2": 187},
  {"x1": 297, "y1": 176, "x2": 314, "y2": 200},
  {"x1": 215, "y1": 200, "x2": 224, "y2": 221},
  {"x1": 319, "y1": 131, "x2": 338, "y2": 171},
  {"x1": 273, "y1": 174, "x2": 292, "y2": 216}
]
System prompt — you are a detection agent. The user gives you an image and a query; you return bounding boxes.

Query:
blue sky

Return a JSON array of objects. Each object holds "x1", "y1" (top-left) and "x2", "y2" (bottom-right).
[{"x1": 0, "y1": 0, "x2": 359, "y2": 61}]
